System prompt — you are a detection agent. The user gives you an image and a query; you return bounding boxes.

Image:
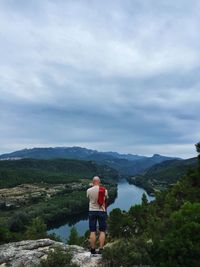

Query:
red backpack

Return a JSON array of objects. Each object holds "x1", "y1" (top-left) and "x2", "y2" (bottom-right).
[{"x1": 98, "y1": 186, "x2": 107, "y2": 209}]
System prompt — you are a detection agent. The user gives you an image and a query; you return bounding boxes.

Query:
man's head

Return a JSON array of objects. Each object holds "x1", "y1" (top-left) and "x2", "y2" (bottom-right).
[{"x1": 92, "y1": 176, "x2": 100, "y2": 186}]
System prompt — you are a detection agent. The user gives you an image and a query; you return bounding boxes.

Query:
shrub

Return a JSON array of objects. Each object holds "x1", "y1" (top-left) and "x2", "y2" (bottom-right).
[
  {"x1": 8, "y1": 212, "x2": 30, "y2": 232},
  {"x1": 39, "y1": 246, "x2": 78, "y2": 267},
  {"x1": 25, "y1": 217, "x2": 47, "y2": 239},
  {"x1": 67, "y1": 226, "x2": 84, "y2": 246},
  {"x1": 0, "y1": 226, "x2": 12, "y2": 244},
  {"x1": 153, "y1": 202, "x2": 200, "y2": 267},
  {"x1": 103, "y1": 237, "x2": 152, "y2": 267}
]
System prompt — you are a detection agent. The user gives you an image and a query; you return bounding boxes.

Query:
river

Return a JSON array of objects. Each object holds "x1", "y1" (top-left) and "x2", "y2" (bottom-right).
[{"x1": 48, "y1": 180, "x2": 154, "y2": 242}]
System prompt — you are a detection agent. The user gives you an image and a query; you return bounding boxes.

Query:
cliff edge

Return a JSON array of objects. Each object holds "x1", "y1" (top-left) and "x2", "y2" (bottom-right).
[{"x1": 0, "y1": 239, "x2": 102, "y2": 267}]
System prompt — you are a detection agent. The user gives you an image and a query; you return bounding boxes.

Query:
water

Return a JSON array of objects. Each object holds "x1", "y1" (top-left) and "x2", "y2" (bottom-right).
[{"x1": 48, "y1": 180, "x2": 154, "y2": 242}]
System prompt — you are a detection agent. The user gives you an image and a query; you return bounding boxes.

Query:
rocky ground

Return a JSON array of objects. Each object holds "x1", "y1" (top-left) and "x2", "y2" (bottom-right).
[{"x1": 0, "y1": 239, "x2": 102, "y2": 267}]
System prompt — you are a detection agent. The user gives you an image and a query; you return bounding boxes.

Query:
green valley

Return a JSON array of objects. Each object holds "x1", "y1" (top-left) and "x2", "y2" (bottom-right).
[{"x1": 0, "y1": 158, "x2": 118, "y2": 242}]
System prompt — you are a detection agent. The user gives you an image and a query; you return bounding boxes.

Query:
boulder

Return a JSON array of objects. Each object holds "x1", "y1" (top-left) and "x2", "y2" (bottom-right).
[{"x1": 0, "y1": 239, "x2": 102, "y2": 267}]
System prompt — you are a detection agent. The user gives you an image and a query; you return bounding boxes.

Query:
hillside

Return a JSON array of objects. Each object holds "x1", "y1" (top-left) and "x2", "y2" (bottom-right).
[
  {"x1": 0, "y1": 158, "x2": 118, "y2": 231},
  {"x1": 0, "y1": 147, "x2": 178, "y2": 176},
  {"x1": 128, "y1": 157, "x2": 198, "y2": 194},
  {"x1": 0, "y1": 158, "x2": 119, "y2": 188},
  {"x1": 102, "y1": 144, "x2": 200, "y2": 267}
]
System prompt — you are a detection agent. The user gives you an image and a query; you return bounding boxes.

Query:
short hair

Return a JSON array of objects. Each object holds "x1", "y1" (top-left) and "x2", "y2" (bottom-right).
[{"x1": 93, "y1": 176, "x2": 100, "y2": 182}]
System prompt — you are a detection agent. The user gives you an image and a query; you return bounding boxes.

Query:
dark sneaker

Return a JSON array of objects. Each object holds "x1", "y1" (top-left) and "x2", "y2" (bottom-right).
[
  {"x1": 90, "y1": 248, "x2": 96, "y2": 255},
  {"x1": 97, "y1": 248, "x2": 103, "y2": 254}
]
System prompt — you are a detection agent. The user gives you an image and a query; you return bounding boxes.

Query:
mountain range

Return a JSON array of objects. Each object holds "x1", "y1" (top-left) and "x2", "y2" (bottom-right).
[
  {"x1": 0, "y1": 147, "x2": 179, "y2": 176},
  {"x1": 128, "y1": 157, "x2": 198, "y2": 194}
]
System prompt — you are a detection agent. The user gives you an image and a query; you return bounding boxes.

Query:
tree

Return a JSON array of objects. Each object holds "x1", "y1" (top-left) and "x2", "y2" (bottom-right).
[
  {"x1": 196, "y1": 142, "x2": 200, "y2": 154},
  {"x1": 108, "y1": 208, "x2": 124, "y2": 238},
  {"x1": 0, "y1": 226, "x2": 12, "y2": 244},
  {"x1": 103, "y1": 237, "x2": 152, "y2": 266},
  {"x1": 195, "y1": 142, "x2": 200, "y2": 174},
  {"x1": 141, "y1": 193, "x2": 148, "y2": 206},
  {"x1": 68, "y1": 226, "x2": 80, "y2": 245},
  {"x1": 25, "y1": 217, "x2": 47, "y2": 239},
  {"x1": 153, "y1": 203, "x2": 200, "y2": 267},
  {"x1": 8, "y1": 212, "x2": 30, "y2": 232}
]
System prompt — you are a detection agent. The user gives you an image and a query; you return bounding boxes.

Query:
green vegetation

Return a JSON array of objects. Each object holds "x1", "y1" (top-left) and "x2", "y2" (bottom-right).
[
  {"x1": 68, "y1": 226, "x2": 79, "y2": 245},
  {"x1": 0, "y1": 158, "x2": 119, "y2": 188},
  {"x1": 103, "y1": 143, "x2": 200, "y2": 267},
  {"x1": 196, "y1": 142, "x2": 200, "y2": 174},
  {"x1": 0, "y1": 215, "x2": 47, "y2": 244},
  {"x1": 25, "y1": 217, "x2": 47, "y2": 239},
  {"x1": 39, "y1": 246, "x2": 78, "y2": 267},
  {"x1": 67, "y1": 226, "x2": 85, "y2": 246},
  {"x1": 128, "y1": 157, "x2": 197, "y2": 194},
  {"x1": 0, "y1": 158, "x2": 118, "y2": 244}
]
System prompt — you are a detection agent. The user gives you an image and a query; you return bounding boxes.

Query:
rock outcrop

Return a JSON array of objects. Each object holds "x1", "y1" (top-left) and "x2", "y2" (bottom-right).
[{"x1": 0, "y1": 239, "x2": 102, "y2": 267}]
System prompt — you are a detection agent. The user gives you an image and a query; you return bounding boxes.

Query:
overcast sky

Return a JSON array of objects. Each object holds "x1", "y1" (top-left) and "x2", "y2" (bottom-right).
[{"x1": 0, "y1": 0, "x2": 200, "y2": 158}]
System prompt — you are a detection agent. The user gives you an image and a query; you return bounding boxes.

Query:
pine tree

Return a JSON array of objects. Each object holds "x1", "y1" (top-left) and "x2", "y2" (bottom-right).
[
  {"x1": 196, "y1": 142, "x2": 200, "y2": 154},
  {"x1": 142, "y1": 193, "x2": 148, "y2": 206},
  {"x1": 195, "y1": 142, "x2": 200, "y2": 174},
  {"x1": 108, "y1": 208, "x2": 124, "y2": 238},
  {"x1": 68, "y1": 226, "x2": 79, "y2": 245},
  {"x1": 25, "y1": 217, "x2": 47, "y2": 239}
]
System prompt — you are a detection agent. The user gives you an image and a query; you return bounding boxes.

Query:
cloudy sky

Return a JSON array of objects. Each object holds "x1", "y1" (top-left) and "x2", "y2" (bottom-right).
[{"x1": 0, "y1": 0, "x2": 200, "y2": 158}]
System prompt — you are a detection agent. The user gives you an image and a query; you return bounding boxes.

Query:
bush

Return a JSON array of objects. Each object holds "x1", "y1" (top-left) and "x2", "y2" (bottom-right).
[
  {"x1": 8, "y1": 212, "x2": 30, "y2": 232},
  {"x1": 68, "y1": 226, "x2": 79, "y2": 245},
  {"x1": 67, "y1": 226, "x2": 84, "y2": 246},
  {"x1": 0, "y1": 226, "x2": 12, "y2": 244},
  {"x1": 108, "y1": 209, "x2": 125, "y2": 238},
  {"x1": 39, "y1": 246, "x2": 78, "y2": 267},
  {"x1": 103, "y1": 237, "x2": 152, "y2": 267},
  {"x1": 25, "y1": 217, "x2": 47, "y2": 239},
  {"x1": 153, "y1": 202, "x2": 200, "y2": 267}
]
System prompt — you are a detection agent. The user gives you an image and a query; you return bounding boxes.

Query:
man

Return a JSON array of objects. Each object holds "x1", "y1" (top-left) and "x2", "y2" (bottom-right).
[{"x1": 87, "y1": 176, "x2": 108, "y2": 255}]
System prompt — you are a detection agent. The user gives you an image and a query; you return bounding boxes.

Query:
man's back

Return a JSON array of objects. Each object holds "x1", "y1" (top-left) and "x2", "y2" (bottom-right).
[{"x1": 87, "y1": 185, "x2": 108, "y2": 212}]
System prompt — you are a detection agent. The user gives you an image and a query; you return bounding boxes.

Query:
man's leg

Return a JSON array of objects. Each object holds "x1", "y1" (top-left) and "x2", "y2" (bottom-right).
[
  {"x1": 98, "y1": 211, "x2": 107, "y2": 250},
  {"x1": 99, "y1": 231, "x2": 106, "y2": 248},
  {"x1": 90, "y1": 231, "x2": 96, "y2": 249},
  {"x1": 89, "y1": 211, "x2": 97, "y2": 253}
]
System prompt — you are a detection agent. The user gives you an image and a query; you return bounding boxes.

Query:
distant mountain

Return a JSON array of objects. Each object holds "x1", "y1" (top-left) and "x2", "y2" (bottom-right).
[
  {"x1": 101, "y1": 151, "x2": 146, "y2": 161},
  {"x1": 0, "y1": 147, "x2": 179, "y2": 176},
  {"x1": 0, "y1": 147, "x2": 145, "y2": 161},
  {"x1": 128, "y1": 157, "x2": 198, "y2": 195},
  {"x1": 125, "y1": 153, "x2": 180, "y2": 175}
]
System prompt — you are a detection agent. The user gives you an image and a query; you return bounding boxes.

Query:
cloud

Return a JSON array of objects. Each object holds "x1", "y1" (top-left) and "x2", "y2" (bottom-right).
[{"x1": 0, "y1": 0, "x2": 200, "y2": 158}]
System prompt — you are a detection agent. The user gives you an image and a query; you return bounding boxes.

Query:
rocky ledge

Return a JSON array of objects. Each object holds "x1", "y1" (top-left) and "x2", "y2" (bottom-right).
[{"x1": 0, "y1": 239, "x2": 102, "y2": 267}]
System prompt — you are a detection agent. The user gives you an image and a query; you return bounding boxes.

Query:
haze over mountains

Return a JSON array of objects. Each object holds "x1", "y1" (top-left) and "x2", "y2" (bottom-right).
[{"x1": 0, "y1": 147, "x2": 180, "y2": 176}]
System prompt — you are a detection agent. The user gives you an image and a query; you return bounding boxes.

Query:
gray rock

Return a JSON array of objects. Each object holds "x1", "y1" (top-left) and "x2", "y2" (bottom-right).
[{"x1": 0, "y1": 239, "x2": 102, "y2": 267}]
